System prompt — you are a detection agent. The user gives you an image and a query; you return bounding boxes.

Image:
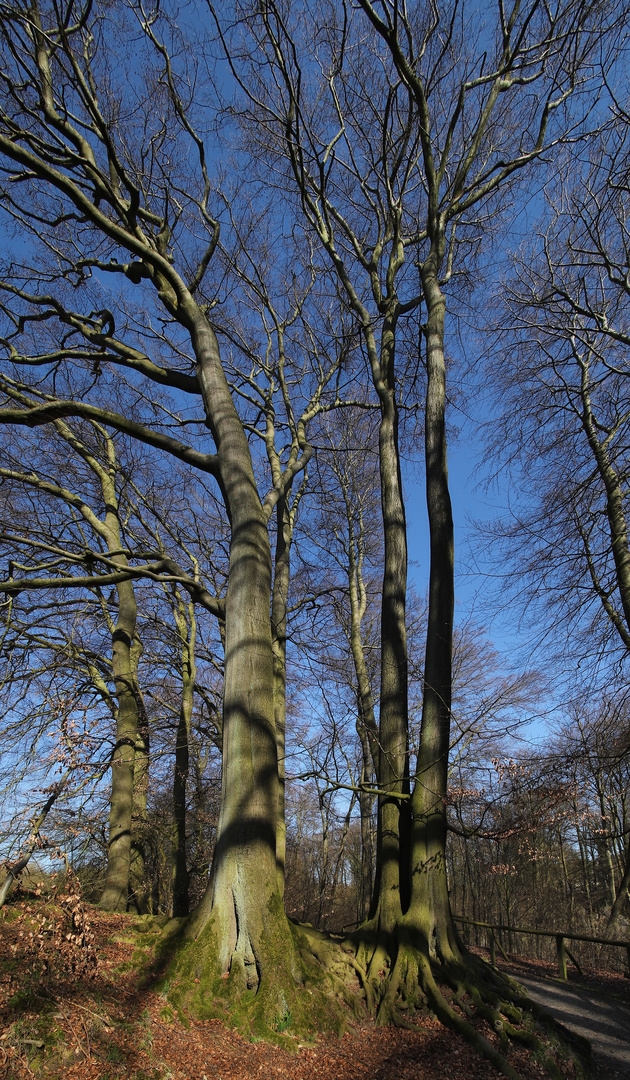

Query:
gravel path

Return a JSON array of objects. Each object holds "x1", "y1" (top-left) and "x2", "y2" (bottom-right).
[{"x1": 512, "y1": 973, "x2": 630, "y2": 1079}]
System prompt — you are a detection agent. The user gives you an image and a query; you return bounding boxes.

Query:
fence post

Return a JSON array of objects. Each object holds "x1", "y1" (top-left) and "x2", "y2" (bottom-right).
[{"x1": 556, "y1": 934, "x2": 567, "y2": 981}]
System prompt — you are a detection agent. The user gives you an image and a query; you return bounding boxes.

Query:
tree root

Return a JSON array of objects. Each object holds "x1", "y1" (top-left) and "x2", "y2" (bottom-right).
[
  {"x1": 344, "y1": 952, "x2": 375, "y2": 1013},
  {"x1": 263, "y1": 920, "x2": 592, "y2": 1078},
  {"x1": 340, "y1": 927, "x2": 591, "y2": 1080}
]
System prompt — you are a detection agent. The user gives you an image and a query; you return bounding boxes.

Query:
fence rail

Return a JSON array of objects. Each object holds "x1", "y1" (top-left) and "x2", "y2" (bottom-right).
[{"x1": 453, "y1": 914, "x2": 630, "y2": 981}]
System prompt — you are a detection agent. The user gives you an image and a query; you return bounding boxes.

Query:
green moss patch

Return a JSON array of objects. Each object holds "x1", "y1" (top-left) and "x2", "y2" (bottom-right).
[{"x1": 159, "y1": 910, "x2": 358, "y2": 1049}]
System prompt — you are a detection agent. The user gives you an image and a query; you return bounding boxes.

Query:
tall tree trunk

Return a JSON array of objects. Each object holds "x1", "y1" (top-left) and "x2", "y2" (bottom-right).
[
  {"x1": 580, "y1": 359, "x2": 630, "y2": 648},
  {"x1": 406, "y1": 255, "x2": 459, "y2": 962},
  {"x1": 371, "y1": 313, "x2": 411, "y2": 932},
  {"x1": 129, "y1": 632, "x2": 150, "y2": 913},
  {"x1": 344, "y1": 480, "x2": 378, "y2": 921},
  {"x1": 100, "y1": 575, "x2": 142, "y2": 911},
  {"x1": 184, "y1": 316, "x2": 291, "y2": 998},
  {"x1": 357, "y1": 724, "x2": 376, "y2": 923},
  {"x1": 271, "y1": 495, "x2": 292, "y2": 896},
  {"x1": 129, "y1": 692, "x2": 150, "y2": 913}
]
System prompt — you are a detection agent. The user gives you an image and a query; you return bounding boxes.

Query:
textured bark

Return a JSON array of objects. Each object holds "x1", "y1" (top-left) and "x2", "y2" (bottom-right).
[
  {"x1": 271, "y1": 496, "x2": 292, "y2": 896},
  {"x1": 607, "y1": 848, "x2": 630, "y2": 934},
  {"x1": 100, "y1": 574, "x2": 142, "y2": 911},
  {"x1": 184, "y1": 311, "x2": 289, "y2": 988},
  {"x1": 345, "y1": 482, "x2": 378, "y2": 921},
  {"x1": 407, "y1": 255, "x2": 459, "y2": 961},
  {"x1": 370, "y1": 313, "x2": 411, "y2": 932},
  {"x1": 580, "y1": 358, "x2": 630, "y2": 646},
  {"x1": 77, "y1": 436, "x2": 146, "y2": 912},
  {"x1": 128, "y1": 633, "x2": 150, "y2": 914},
  {"x1": 171, "y1": 592, "x2": 197, "y2": 917}
]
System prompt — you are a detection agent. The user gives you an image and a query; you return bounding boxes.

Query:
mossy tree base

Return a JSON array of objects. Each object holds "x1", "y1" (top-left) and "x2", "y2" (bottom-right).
[
  {"x1": 130, "y1": 913, "x2": 592, "y2": 1077},
  {"x1": 138, "y1": 909, "x2": 358, "y2": 1048},
  {"x1": 349, "y1": 919, "x2": 592, "y2": 1080}
]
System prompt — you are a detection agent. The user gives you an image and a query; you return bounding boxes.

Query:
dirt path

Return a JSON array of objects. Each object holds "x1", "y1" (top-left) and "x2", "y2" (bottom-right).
[{"x1": 505, "y1": 967, "x2": 630, "y2": 1079}]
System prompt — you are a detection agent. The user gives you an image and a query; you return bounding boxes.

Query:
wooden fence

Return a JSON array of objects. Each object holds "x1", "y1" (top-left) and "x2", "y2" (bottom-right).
[{"x1": 453, "y1": 915, "x2": 630, "y2": 981}]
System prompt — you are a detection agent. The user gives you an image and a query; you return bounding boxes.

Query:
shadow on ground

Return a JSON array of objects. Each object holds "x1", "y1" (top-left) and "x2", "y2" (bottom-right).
[{"x1": 506, "y1": 970, "x2": 630, "y2": 1079}]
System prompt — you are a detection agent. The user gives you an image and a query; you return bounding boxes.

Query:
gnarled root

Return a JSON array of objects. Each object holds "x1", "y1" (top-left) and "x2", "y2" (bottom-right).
[{"x1": 342, "y1": 923, "x2": 591, "y2": 1080}]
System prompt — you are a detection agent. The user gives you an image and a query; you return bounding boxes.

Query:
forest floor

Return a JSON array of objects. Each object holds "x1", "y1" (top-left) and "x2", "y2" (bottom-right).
[{"x1": 0, "y1": 887, "x2": 626, "y2": 1080}]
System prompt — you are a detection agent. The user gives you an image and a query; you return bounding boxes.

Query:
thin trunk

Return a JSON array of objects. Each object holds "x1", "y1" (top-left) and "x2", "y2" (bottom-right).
[
  {"x1": 130, "y1": 635, "x2": 150, "y2": 913},
  {"x1": 580, "y1": 360, "x2": 630, "y2": 648},
  {"x1": 0, "y1": 771, "x2": 70, "y2": 908},
  {"x1": 607, "y1": 845, "x2": 630, "y2": 934},
  {"x1": 575, "y1": 811, "x2": 595, "y2": 931},
  {"x1": 317, "y1": 793, "x2": 330, "y2": 926},
  {"x1": 46, "y1": 429, "x2": 148, "y2": 914},
  {"x1": 345, "y1": 484, "x2": 378, "y2": 920},
  {"x1": 172, "y1": 594, "x2": 197, "y2": 917},
  {"x1": 597, "y1": 783, "x2": 617, "y2": 909},
  {"x1": 100, "y1": 575, "x2": 141, "y2": 911},
  {"x1": 558, "y1": 827, "x2": 574, "y2": 924},
  {"x1": 357, "y1": 725, "x2": 376, "y2": 922},
  {"x1": 271, "y1": 495, "x2": 291, "y2": 896}
]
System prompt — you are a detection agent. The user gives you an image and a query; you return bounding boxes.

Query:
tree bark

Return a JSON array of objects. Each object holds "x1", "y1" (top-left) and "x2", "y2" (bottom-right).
[
  {"x1": 406, "y1": 255, "x2": 459, "y2": 961},
  {"x1": 129, "y1": 633, "x2": 150, "y2": 914},
  {"x1": 185, "y1": 312, "x2": 288, "y2": 992},
  {"x1": 371, "y1": 312, "x2": 411, "y2": 931},
  {"x1": 100, "y1": 574, "x2": 143, "y2": 911},
  {"x1": 579, "y1": 358, "x2": 630, "y2": 647},
  {"x1": 271, "y1": 495, "x2": 292, "y2": 897},
  {"x1": 172, "y1": 591, "x2": 197, "y2": 917},
  {"x1": 607, "y1": 846, "x2": 630, "y2": 934}
]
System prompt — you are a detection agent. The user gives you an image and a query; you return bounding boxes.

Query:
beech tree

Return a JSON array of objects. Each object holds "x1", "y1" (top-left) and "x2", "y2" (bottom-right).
[
  {"x1": 0, "y1": 418, "x2": 152, "y2": 909},
  {"x1": 0, "y1": 0, "x2": 627, "y2": 1070},
  {"x1": 216, "y1": 0, "x2": 620, "y2": 1055},
  {"x1": 0, "y1": 0, "x2": 350, "y2": 1041},
  {"x1": 482, "y1": 110, "x2": 630, "y2": 932},
  {"x1": 0, "y1": 409, "x2": 229, "y2": 912},
  {"x1": 301, "y1": 409, "x2": 382, "y2": 921}
]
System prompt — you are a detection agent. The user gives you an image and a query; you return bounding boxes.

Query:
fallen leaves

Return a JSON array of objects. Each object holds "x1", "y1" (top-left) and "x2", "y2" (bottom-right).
[{"x1": 0, "y1": 897, "x2": 606, "y2": 1080}]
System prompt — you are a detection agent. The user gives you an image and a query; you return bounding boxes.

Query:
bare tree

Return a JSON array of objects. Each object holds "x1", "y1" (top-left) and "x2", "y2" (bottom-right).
[
  {"x1": 0, "y1": 0, "x2": 626, "y2": 1065},
  {"x1": 0, "y1": 0, "x2": 352, "y2": 1038},
  {"x1": 486, "y1": 113, "x2": 630, "y2": 675},
  {"x1": 0, "y1": 416, "x2": 156, "y2": 909},
  {"x1": 220, "y1": 0, "x2": 619, "y2": 1052}
]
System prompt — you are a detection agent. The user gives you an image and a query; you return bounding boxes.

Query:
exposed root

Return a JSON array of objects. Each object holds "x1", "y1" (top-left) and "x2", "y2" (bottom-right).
[
  {"x1": 344, "y1": 952, "x2": 375, "y2": 1013},
  {"x1": 160, "y1": 908, "x2": 590, "y2": 1078},
  {"x1": 341, "y1": 923, "x2": 592, "y2": 1080}
]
